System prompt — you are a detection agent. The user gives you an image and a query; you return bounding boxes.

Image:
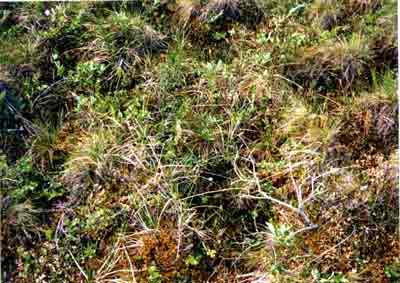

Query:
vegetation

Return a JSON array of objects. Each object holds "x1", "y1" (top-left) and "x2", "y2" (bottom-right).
[{"x1": 0, "y1": 1, "x2": 398, "y2": 282}]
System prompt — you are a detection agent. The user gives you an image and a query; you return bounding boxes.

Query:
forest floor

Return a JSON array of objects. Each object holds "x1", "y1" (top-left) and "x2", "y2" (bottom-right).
[{"x1": 1, "y1": 1, "x2": 399, "y2": 282}]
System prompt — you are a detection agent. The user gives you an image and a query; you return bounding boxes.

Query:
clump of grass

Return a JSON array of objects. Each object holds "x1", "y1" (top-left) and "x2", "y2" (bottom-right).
[
  {"x1": 337, "y1": 98, "x2": 397, "y2": 155},
  {"x1": 1, "y1": 201, "x2": 40, "y2": 243},
  {"x1": 346, "y1": 0, "x2": 382, "y2": 15},
  {"x1": 201, "y1": 0, "x2": 241, "y2": 23},
  {"x1": 369, "y1": 33, "x2": 397, "y2": 71},
  {"x1": 285, "y1": 34, "x2": 372, "y2": 92},
  {"x1": 1, "y1": 199, "x2": 41, "y2": 282},
  {"x1": 309, "y1": 0, "x2": 383, "y2": 31},
  {"x1": 158, "y1": 35, "x2": 195, "y2": 92},
  {"x1": 173, "y1": 0, "x2": 202, "y2": 28},
  {"x1": 333, "y1": 71, "x2": 397, "y2": 156},
  {"x1": 102, "y1": 12, "x2": 168, "y2": 57},
  {"x1": 29, "y1": 124, "x2": 62, "y2": 171},
  {"x1": 357, "y1": 98, "x2": 397, "y2": 148},
  {"x1": 279, "y1": 99, "x2": 338, "y2": 147},
  {"x1": 202, "y1": 0, "x2": 264, "y2": 26},
  {"x1": 174, "y1": 0, "x2": 264, "y2": 44},
  {"x1": 62, "y1": 127, "x2": 121, "y2": 190},
  {"x1": 308, "y1": 0, "x2": 342, "y2": 30},
  {"x1": 91, "y1": 11, "x2": 168, "y2": 88}
]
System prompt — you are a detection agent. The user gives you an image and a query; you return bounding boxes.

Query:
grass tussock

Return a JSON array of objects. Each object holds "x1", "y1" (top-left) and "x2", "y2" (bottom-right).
[
  {"x1": 173, "y1": 0, "x2": 264, "y2": 45},
  {"x1": 201, "y1": 0, "x2": 264, "y2": 26},
  {"x1": 286, "y1": 34, "x2": 373, "y2": 92}
]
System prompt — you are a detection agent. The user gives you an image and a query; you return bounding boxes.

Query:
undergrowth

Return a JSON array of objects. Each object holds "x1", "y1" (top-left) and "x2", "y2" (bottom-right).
[{"x1": 1, "y1": 1, "x2": 398, "y2": 282}]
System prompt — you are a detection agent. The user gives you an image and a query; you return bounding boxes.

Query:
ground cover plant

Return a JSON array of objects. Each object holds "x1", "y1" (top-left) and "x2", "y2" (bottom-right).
[{"x1": 0, "y1": 1, "x2": 398, "y2": 282}]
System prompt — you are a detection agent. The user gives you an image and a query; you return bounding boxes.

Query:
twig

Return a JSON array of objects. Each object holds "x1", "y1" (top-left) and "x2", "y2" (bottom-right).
[
  {"x1": 68, "y1": 250, "x2": 88, "y2": 281},
  {"x1": 241, "y1": 193, "x2": 315, "y2": 227},
  {"x1": 242, "y1": 153, "x2": 318, "y2": 229},
  {"x1": 292, "y1": 223, "x2": 319, "y2": 236},
  {"x1": 123, "y1": 245, "x2": 136, "y2": 283},
  {"x1": 273, "y1": 74, "x2": 304, "y2": 90}
]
